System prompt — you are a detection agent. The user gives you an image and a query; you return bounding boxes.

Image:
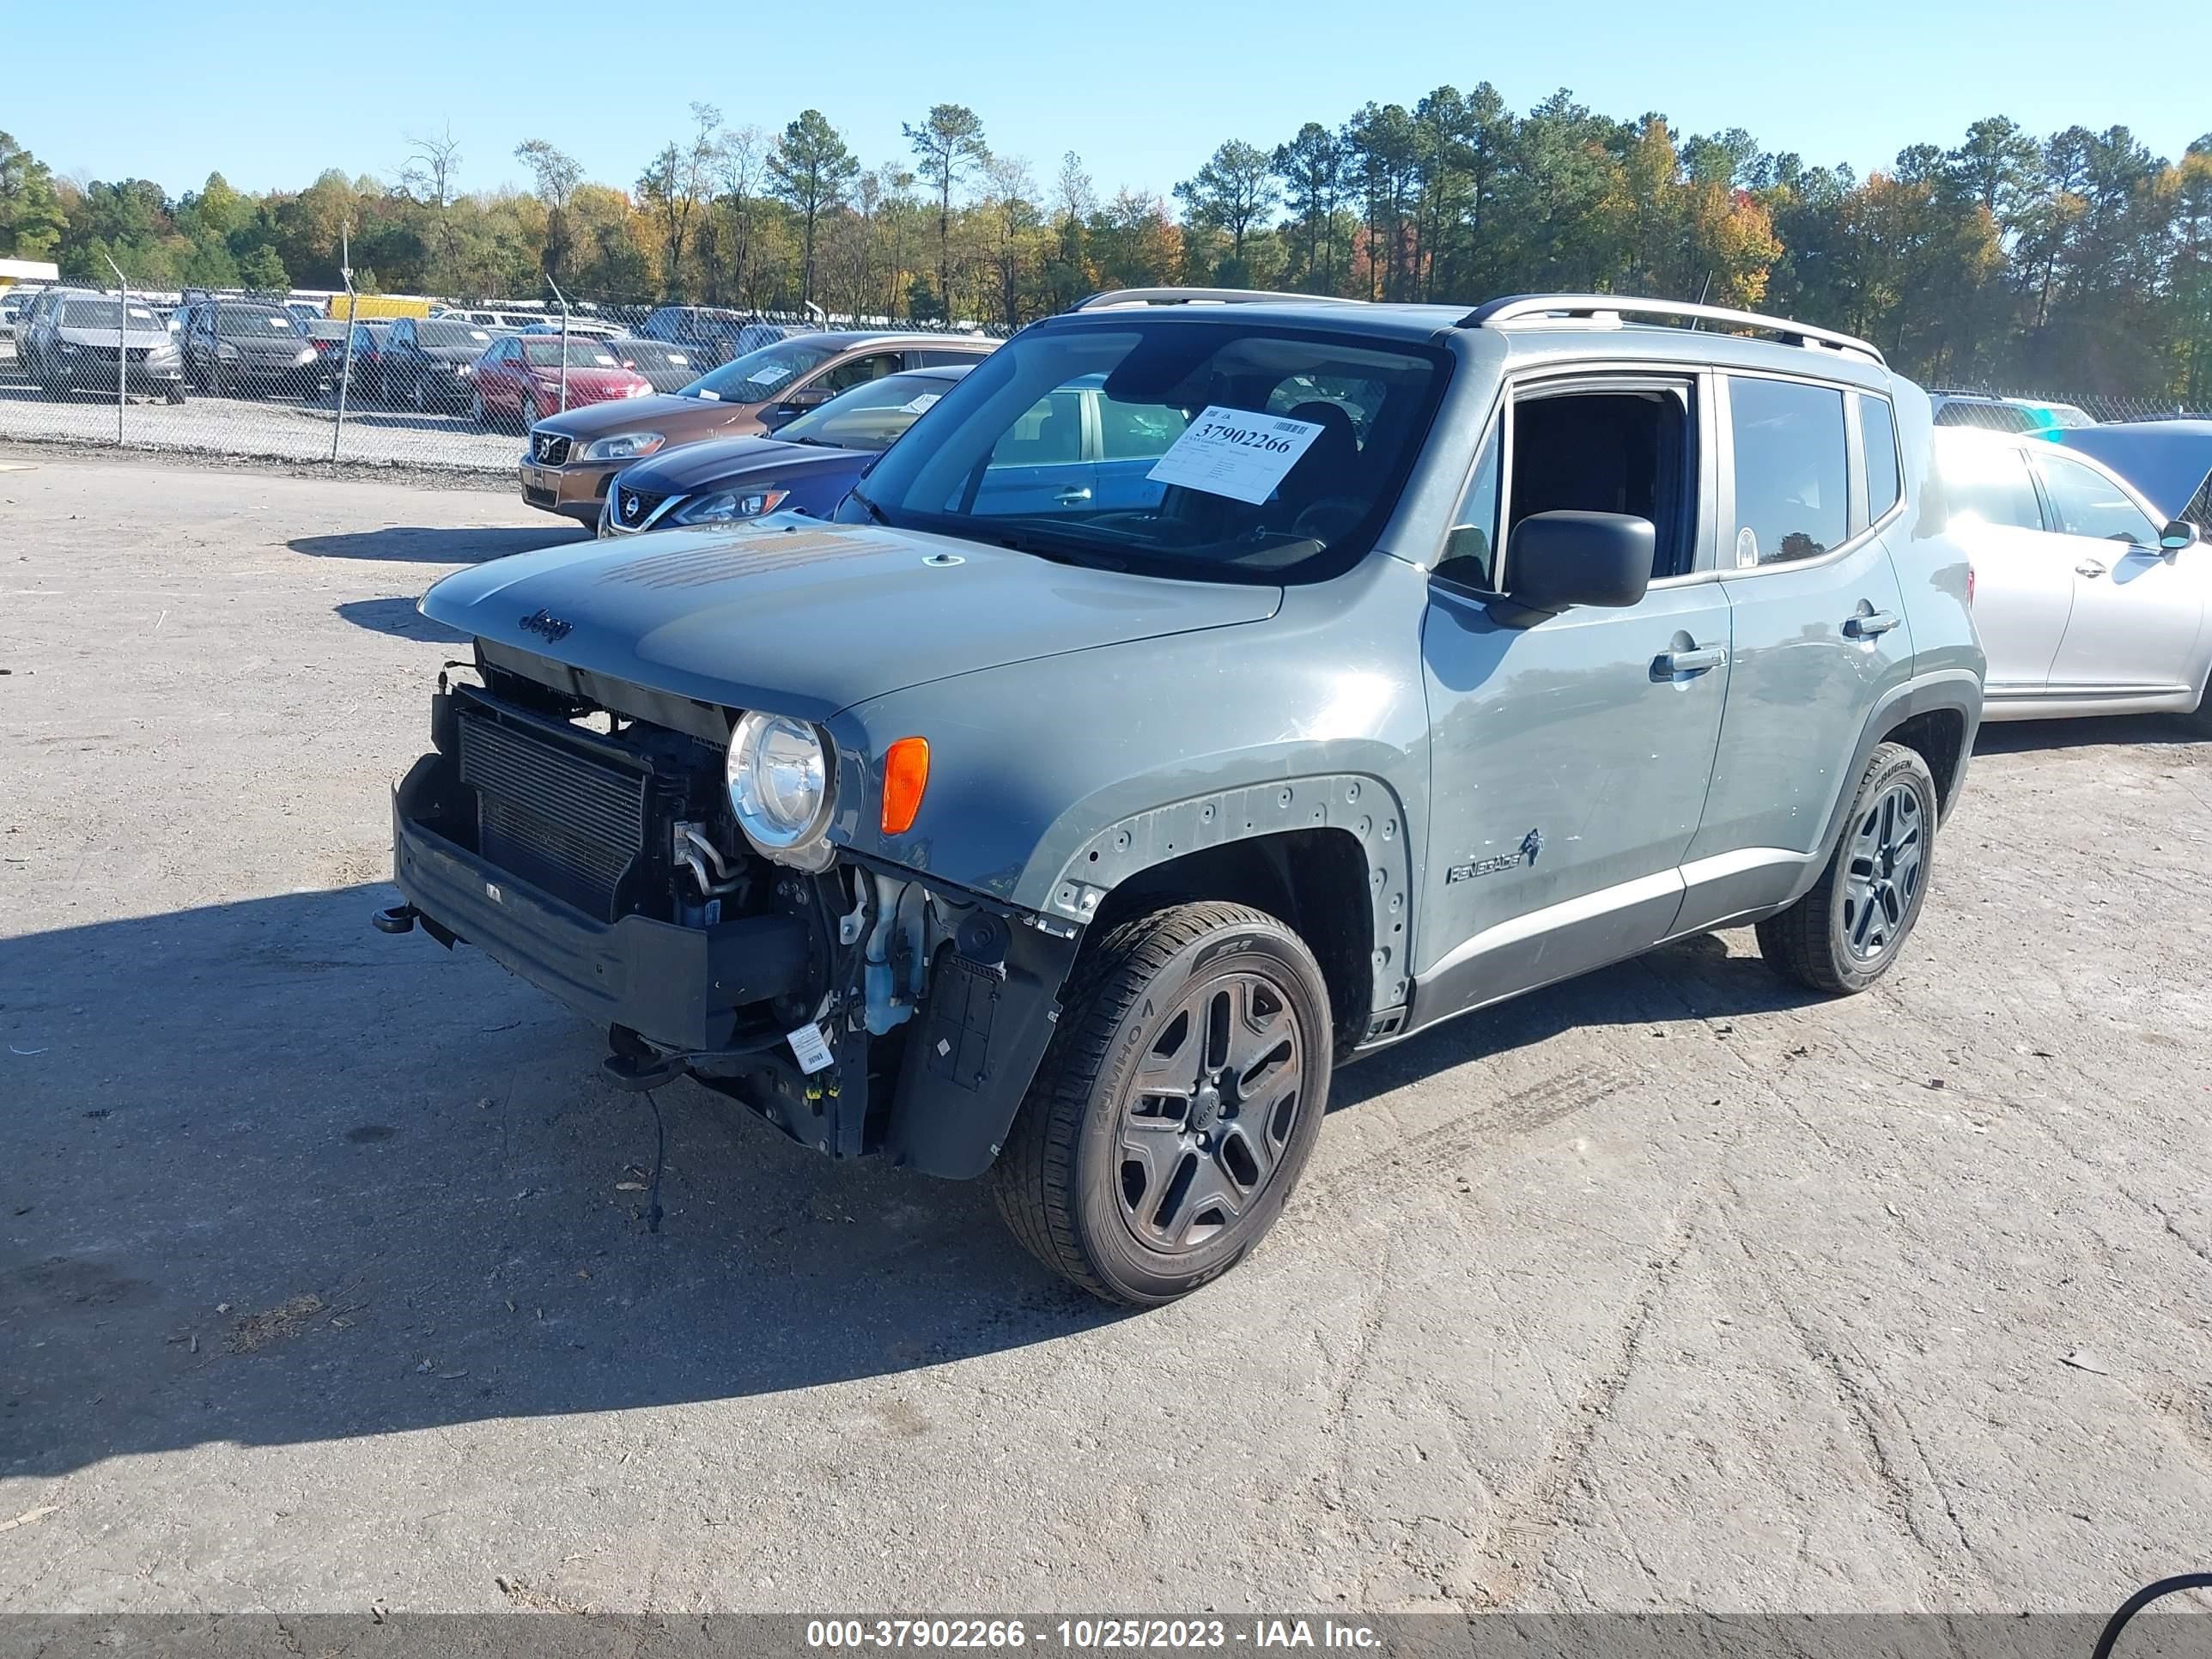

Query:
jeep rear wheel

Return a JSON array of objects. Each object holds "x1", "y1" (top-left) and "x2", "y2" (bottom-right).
[
  {"x1": 990, "y1": 902, "x2": 1332, "y2": 1305},
  {"x1": 1757, "y1": 741, "x2": 1938, "y2": 994}
]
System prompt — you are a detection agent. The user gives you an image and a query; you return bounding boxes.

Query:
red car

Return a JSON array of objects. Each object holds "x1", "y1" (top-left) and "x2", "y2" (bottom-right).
[{"x1": 467, "y1": 334, "x2": 653, "y2": 429}]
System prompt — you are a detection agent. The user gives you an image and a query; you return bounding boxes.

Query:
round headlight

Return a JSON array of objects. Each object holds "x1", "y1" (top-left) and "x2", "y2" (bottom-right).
[{"x1": 726, "y1": 711, "x2": 833, "y2": 862}]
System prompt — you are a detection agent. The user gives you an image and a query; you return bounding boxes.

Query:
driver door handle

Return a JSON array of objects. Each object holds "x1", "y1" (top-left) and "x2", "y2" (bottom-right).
[
  {"x1": 1653, "y1": 645, "x2": 1726, "y2": 677},
  {"x1": 1843, "y1": 611, "x2": 1900, "y2": 638},
  {"x1": 2075, "y1": 558, "x2": 2108, "y2": 578},
  {"x1": 1056, "y1": 487, "x2": 1093, "y2": 506}
]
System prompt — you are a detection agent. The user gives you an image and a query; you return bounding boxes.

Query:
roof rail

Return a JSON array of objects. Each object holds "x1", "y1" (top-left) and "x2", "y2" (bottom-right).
[
  {"x1": 1461, "y1": 293, "x2": 1885, "y2": 366},
  {"x1": 1070, "y1": 287, "x2": 1364, "y2": 312}
]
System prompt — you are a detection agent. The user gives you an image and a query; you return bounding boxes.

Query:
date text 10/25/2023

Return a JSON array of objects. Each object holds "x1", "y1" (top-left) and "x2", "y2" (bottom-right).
[{"x1": 805, "y1": 1618, "x2": 1383, "y2": 1651}]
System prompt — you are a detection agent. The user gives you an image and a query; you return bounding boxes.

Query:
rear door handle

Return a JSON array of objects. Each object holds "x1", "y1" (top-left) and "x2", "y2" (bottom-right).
[
  {"x1": 1653, "y1": 645, "x2": 1726, "y2": 677},
  {"x1": 1056, "y1": 487, "x2": 1093, "y2": 506},
  {"x1": 2075, "y1": 559, "x2": 2107, "y2": 578},
  {"x1": 1842, "y1": 611, "x2": 1900, "y2": 638}
]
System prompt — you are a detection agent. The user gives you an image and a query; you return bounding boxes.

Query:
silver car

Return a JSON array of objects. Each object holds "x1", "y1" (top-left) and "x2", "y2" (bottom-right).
[
  {"x1": 1935, "y1": 428, "x2": 2209, "y2": 724},
  {"x1": 17, "y1": 289, "x2": 185, "y2": 404}
]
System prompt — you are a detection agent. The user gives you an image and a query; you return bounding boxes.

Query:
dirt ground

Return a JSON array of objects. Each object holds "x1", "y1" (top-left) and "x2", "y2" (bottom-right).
[{"x1": 3, "y1": 448, "x2": 2209, "y2": 1617}]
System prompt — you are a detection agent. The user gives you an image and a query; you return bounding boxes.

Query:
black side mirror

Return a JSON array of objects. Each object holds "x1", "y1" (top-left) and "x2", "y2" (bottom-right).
[
  {"x1": 1493, "y1": 511, "x2": 1655, "y2": 627},
  {"x1": 2159, "y1": 520, "x2": 2200, "y2": 554}
]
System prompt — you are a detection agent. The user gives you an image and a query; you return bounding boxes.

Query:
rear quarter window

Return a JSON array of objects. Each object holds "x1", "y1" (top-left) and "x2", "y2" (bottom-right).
[{"x1": 1861, "y1": 397, "x2": 1901, "y2": 521}]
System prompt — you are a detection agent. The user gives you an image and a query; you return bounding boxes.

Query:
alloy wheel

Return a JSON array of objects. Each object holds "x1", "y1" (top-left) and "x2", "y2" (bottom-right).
[
  {"x1": 1842, "y1": 781, "x2": 1924, "y2": 961},
  {"x1": 1115, "y1": 970, "x2": 1306, "y2": 1254}
]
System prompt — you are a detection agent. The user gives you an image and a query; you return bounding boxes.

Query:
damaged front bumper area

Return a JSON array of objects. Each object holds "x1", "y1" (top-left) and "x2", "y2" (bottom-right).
[{"x1": 383, "y1": 672, "x2": 1077, "y2": 1181}]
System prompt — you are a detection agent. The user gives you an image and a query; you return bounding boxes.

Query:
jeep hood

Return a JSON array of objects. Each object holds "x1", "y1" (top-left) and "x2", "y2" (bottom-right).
[{"x1": 420, "y1": 517, "x2": 1281, "y2": 720}]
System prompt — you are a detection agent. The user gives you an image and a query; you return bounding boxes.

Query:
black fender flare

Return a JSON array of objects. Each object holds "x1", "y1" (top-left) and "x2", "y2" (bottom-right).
[{"x1": 1040, "y1": 772, "x2": 1416, "y2": 1018}]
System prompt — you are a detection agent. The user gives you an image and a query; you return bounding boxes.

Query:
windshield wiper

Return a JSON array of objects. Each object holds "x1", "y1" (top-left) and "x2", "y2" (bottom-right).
[
  {"x1": 786, "y1": 435, "x2": 842, "y2": 449},
  {"x1": 847, "y1": 489, "x2": 890, "y2": 526},
  {"x1": 984, "y1": 526, "x2": 1128, "y2": 572}
]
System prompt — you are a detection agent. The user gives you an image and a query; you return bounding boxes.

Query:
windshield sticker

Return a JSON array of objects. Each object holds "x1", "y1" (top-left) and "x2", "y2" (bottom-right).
[
  {"x1": 1145, "y1": 406, "x2": 1327, "y2": 505},
  {"x1": 694, "y1": 388, "x2": 720, "y2": 401},
  {"x1": 899, "y1": 393, "x2": 942, "y2": 415},
  {"x1": 748, "y1": 365, "x2": 794, "y2": 390}
]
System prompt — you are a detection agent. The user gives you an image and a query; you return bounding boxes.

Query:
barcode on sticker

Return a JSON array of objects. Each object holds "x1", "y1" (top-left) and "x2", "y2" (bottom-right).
[{"x1": 787, "y1": 1023, "x2": 834, "y2": 1074}]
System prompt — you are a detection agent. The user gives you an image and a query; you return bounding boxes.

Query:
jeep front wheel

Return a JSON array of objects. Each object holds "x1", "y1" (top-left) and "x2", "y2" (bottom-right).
[
  {"x1": 991, "y1": 902, "x2": 1332, "y2": 1305},
  {"x1": 1757, "y1": 741, "x2": 1938, "y2": 994}
]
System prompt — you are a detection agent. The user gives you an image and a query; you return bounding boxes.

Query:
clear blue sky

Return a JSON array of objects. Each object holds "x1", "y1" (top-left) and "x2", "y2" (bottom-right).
[{"x1": 12, "y1": 0, "x2": 2208, "y2": 203}]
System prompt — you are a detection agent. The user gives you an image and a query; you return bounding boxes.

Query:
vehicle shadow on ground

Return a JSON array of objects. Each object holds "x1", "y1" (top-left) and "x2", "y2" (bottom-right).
[
  {"x1": 1973, "y1": 714, "x2": 2204, "y2": 754},
  {"x1": 289, "y1": 525, "x2": 589, "y2": 563},
  {"x1": 1329, "y1": 930, "x2": 1819, "y2": 1112},
  {"x1": 333, "y1": 598, "x2": 474, "y2": 643},
  {"x1": 1, "y1": 887, "x2": 1823, "y2": 1475}
]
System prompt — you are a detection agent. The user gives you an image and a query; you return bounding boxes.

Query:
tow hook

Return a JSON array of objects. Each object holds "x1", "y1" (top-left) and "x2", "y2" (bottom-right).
[{"x1": 371, "y1": 903, "x2": 420, "y2": 935}]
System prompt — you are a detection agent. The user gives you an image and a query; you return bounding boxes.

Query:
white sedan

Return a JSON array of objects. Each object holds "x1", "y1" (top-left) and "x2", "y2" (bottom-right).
[{"x1": 1934, "y1": 428, "x2": 2209, "y2": 726}]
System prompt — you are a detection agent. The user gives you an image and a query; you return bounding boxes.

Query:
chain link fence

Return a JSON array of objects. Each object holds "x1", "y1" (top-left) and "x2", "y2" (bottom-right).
[
  {"x1": 0, "y1": 284, "x2": 1005, "y2": 475},
  {"x1": 3, "y1": 284, "x2": 2206, "y2": 483}
]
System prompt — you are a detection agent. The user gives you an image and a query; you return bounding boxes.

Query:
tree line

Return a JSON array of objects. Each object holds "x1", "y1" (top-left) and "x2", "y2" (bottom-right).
[{"x1": 3, "y1": 89, "x2": 2209, "y2": 401}]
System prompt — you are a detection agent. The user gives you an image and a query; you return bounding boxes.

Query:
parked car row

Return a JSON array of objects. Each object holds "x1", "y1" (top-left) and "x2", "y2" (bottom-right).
[{"x1": 517, "y1": 329, "x2": 998, "y2": 521}]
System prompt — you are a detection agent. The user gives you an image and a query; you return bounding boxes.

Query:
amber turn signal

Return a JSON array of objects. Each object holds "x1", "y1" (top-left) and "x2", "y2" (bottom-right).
[{"x1": 880, "y1": 737, "x2": 930, "y2": 836}]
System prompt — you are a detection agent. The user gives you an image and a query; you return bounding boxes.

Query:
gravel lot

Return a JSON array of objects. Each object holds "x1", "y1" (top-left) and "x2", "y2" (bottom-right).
[
  {"x1": 3, "y1": 450, "x2": 2210, "y2": 1619},
  {"x1": 0, "y1": 338, "x2": 520, "y2": 472}
]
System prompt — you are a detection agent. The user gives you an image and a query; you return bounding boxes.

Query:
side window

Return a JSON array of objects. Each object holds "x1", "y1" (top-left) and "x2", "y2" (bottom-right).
[
  {"x1": 1938, "y1": 441, "x2": 2044, "y2": 532},
  {"x1": 1729, "y1": 377, "x2": 1847, "y2": 566},
  {"x1": 1861, "y1": 397, "x2": 1901, "y2": 521},
  {"x1": 815, "y1": 352, "x2": 899, "y2": 394},
  {"x1": 1435, "y1": 428, "x2": 1502, "y2": 590},
  {"x1": 1499, "y1": 382, "x2": 1696, "y2": 584},
  {"x1": 1097, "y1": 399, "x2": 1190, "y2": 461},
  {"x1": 993, "y1": 390, "x2": 1085, "y2": 465},
  {"x1": 914, "y1": 348, "x2": 984, "y2": 368},
  {"x1": 2035, "y1": 453, "x2": 2160, "y2": 546}
]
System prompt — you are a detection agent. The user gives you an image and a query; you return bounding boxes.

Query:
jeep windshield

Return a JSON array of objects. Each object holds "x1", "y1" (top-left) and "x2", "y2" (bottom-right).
[{"x1": 836, "y1": 317, "x2": 1448, "y2": 582}]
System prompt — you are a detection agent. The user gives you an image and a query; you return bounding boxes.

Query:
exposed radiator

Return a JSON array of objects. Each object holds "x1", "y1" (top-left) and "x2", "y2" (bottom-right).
[{"x1": 457, "y1": 711, "x2": 648, "y2": 921}]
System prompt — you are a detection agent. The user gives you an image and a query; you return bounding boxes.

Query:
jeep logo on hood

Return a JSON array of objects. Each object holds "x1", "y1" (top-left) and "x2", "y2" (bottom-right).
[{"x1": 518, "y1": 608, "x2": 574, "y2": 642}]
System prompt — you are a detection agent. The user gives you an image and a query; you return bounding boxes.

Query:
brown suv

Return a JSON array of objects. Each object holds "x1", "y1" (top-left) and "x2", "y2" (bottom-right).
[{"x1": 518, "y1": 330, "x2": 999, "y2": 524}]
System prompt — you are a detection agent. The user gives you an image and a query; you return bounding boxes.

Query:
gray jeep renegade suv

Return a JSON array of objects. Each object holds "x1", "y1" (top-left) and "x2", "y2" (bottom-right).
[{"x1": 380, "y1": 289, "x2": 1984, "y2": 1304}]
